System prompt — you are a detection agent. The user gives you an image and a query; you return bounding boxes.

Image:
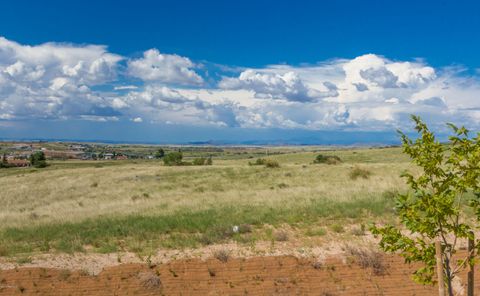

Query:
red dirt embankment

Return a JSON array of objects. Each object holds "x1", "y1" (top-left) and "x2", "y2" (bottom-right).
[{"x1": 0, "y1": 255, "x2": 477, "y2": 295}]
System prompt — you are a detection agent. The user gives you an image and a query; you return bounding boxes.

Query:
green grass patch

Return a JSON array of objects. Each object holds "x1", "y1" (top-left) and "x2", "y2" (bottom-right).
[{"x1": 0, "y1": 195, "x2": 395, "y2": 256}]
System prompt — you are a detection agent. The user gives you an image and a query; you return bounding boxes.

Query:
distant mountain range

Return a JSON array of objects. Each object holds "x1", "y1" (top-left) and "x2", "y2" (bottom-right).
[{"x1": 0, "y1": 134, "x2": 403, "y2": 147}]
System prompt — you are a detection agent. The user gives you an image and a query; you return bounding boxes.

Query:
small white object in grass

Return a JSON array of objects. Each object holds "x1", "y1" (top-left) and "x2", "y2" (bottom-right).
[{"x1": 232, "y1": 225, "x2": 239, "y2": 233}]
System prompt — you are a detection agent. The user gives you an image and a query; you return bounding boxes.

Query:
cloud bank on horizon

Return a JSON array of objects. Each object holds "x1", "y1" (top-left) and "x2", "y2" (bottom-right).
[{"x1": 1, "y1": 36, "x2": 480, "y2": 134}]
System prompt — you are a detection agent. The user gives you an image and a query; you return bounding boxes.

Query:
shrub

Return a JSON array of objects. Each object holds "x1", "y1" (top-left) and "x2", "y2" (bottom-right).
[
  {"x1": 330, "y1": 224, "x2": 344, "y2": 233},
  {"x1": 213, "y1": 249, "x2": 230, "y2": 263},
  {"x1": 249, "y1": 158, "x2": 279, "y2": 168},
  {"x1": 192, "y1": 157, "x2": 207, "y2": 165},
  {"x1": 349, "y1": 166, "x2": 372, "y2": 180},
  {"x1": 29, "y1": 151, "x2": 47, "y2": 168},
  {"x1": 249, "y1": 158, "x2": 267, "y2": 166},
  {"x1": 313, "y1": 154, "x2": 342, "y2": 165},
  {"x1": 138, "y1": 271, "x2": 162, "y2": 290},
  {"x1": 274, "y1": 230, "x2": 289, "y2": 241},
  {"x1": 344, "y1": 245, "x2": 387, "y2": 276},
  {"x1": 163, "y1": 152, "x2": 183, "y2": 166},
  {"x1": 0, "y1": 162, "x2": 12, "y2": 168},
  {"x1": 199, "y1": 226, "x2": 235, "y2": 245},
  {"x1": 312, "y1": 261, "x2": 323, "y2": 270},
  {"x1": 234, "y1": 224, "x2": 252, "y2": 234},
  {"x1": 192, "y1": 157, "x2": 213, "y2": 166},
  {"x1": 239, "y1": 224, "x2": 252, "y2": 233},
  {"x1": 264, "y1": 159, "x2": 280, "y2": 168}
]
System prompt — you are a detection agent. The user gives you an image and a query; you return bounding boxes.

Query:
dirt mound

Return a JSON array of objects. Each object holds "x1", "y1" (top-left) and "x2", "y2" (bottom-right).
[{"x1": 0, "y1": 255, "x2": 475, "y2": 295}]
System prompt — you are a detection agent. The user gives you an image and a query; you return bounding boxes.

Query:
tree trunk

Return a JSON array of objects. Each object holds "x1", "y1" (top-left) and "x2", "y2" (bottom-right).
[
  {"x1": 436, "y1": 240, "x2": 446, "y2": 296},
  {"x1": 444, "y1": 255, "x2": 454, "y2": 296},
  {"x1": 468, "y1": 232, "x2": 475, "y2": 296}
]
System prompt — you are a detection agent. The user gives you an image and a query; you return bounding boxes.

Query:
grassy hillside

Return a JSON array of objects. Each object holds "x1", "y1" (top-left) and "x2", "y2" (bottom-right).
[{"x1": 0, "y1": 146, "x2": 413, "y2": 256}]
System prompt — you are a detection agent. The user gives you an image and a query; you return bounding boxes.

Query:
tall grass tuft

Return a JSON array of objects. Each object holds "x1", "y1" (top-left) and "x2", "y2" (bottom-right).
[{"x1": 349, "y1": 166, "x2": 372, "y2": 180}]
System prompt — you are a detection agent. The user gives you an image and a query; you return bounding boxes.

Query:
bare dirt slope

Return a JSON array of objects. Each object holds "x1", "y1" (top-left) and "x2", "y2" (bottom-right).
[{"x1": 1, "y1": 255, "x2": 474, "y2": 295}]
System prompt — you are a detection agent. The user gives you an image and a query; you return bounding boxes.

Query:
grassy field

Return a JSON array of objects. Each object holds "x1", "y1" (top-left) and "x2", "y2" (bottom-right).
[{"x1": 0, "y1": 146, "x2": 414, "y2": 257}]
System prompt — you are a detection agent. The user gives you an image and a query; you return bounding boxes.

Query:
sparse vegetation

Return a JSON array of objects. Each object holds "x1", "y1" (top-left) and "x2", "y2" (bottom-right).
[
  {"x1": 305, "y1": 227, "x2": 327, "y2": 237},
  {"x1": 249, "y1": 158, "x2": 267, "y2": 165},
  {"x1": 213, "y1": 248, "x2": 230, "y2": 263},
  {"x1": 274, "y1": 230, "x2": 289, "y2": 242},
  {"x1": 0, "y1": 146, "x2": 409, "y2": 256},
  {"x1": 264, "y1": 159, "x2": 280, "y2": 168},
  {"x1": 163, "y1": 151, "x2": 183, "y2": 166},
  {"x1": 192, "y1": 157, "x2": 213, "y2": 166},
  {"x1": 344, "y1": 245, "x2": 387, "y2": 276},
  {"x1": 313, "y1": 154, "x2": 342, "y2": 165},
  {"x1": 350, "y1": 226, "x2": 365, "y2": 236},
  {"x1": 249, "y1": 158, "x2": 280, "y2": 168},
  {"x1": 138, "y1": 271, "x2": 162, "y2": 290},
  {"x1": 330, "y1": 224, "x2": 345, "y2": 233},
  {"x1": 349, "y1": 166, "x2": 371, "y2": 180}
]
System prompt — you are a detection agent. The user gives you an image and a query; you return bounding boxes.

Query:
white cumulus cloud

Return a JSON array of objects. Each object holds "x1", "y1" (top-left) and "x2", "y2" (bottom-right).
[
  {"x1": 127, "y1": 49, "x2": 203, "y2": 85},
  {"x1": 1, "y1": 36, "x2": 480, "y2": 133}
]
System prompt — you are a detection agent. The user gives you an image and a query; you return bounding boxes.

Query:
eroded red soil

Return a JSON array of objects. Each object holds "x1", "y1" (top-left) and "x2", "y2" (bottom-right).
[{"x1": 0, "y1": 255, "x2": 476, "y2": 295}]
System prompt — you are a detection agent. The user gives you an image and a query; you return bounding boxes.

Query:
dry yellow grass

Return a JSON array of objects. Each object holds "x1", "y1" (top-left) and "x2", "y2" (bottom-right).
[{"x1": 0, "y1": 148, "x2": 413, "y2": 229}]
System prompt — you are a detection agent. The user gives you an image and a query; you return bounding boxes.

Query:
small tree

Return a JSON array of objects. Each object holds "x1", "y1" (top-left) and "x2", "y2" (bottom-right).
[
  {"x1": 155, "y1": 148, "x2": 165, "y2": 159},
  {"x1": 0, "y1": 153, "x2": 10, "y2": 168},
  {"x1": 29, "y1": 151, "x2": 47, "y2": 168},
  {"x1": 371, "y1": 116, "x2": 480, "y2": 295},
  {"x1": 163, "y1": 152, "x2": 183, "y2": 166}
]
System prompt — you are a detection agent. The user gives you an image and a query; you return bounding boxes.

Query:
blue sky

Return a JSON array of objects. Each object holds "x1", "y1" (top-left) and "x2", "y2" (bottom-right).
[{"x1": 1, "y1": 0, "x2": 479, "y2": 144}]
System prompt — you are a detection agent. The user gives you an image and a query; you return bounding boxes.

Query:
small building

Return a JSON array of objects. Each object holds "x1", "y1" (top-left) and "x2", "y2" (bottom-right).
[
  {"x1": 104, "y1": 153, "x2": 114, "y2": 160},
  {"x1": 69, "y1": 144, "x2": 87, "y2": 151},
  {"x1": 115, "y1": 155, "x2": 128, "y2": 160}
]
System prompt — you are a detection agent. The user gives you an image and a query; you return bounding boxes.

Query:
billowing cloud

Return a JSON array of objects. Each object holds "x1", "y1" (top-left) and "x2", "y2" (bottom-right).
[
  {"x1": 113, "y1": 85, "x2": 240, "y2": 127},
  {"x1": 218, "y1": 70, "x2": 337, "y2": 102},
  {"x1": 127, "y1": 49, "x2": 203, "y2": 85},
  {"x1": 0, "y1": 37, "x2": 122, "y2": 121},
  {"x1": 0, "y1": 37, "x2": 121, "y2": 86},
  {"x1": 1, "y1": 36, "x2": 480, "y2": 133}
]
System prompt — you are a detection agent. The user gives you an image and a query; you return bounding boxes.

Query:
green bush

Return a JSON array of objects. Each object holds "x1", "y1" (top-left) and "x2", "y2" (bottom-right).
[
  {"x1": 29, "y1": 151, "x2": 47, "y2": 168},
  {"x1": 163, "y1": 152, "x2": 183, "y2": 166},
  {"x1": 313, "y1": 154, "x2": 342, "y2": 165}
]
